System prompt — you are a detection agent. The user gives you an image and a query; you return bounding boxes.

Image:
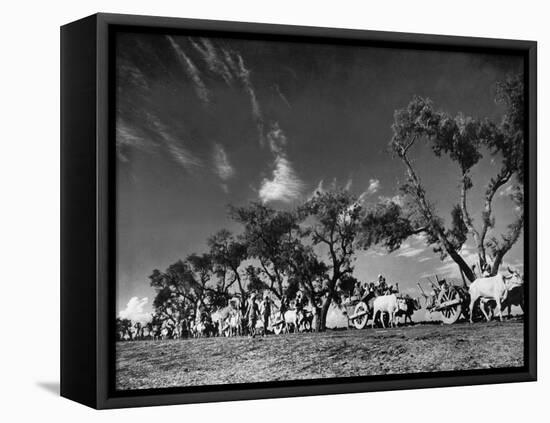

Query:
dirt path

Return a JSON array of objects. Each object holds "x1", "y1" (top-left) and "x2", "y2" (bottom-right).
[{"x1": 116, "y1": 320, "x2": 524, "y2": 390}]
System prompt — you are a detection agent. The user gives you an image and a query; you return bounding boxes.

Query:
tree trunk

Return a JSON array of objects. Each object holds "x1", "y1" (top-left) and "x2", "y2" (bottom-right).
[
  {"x1": 319, "y1": 296, "x2": 332, "y2": 332},
  {"x1": 445, "y1": 239, "x2": 477, "y2": 282},
  {"x1": 401, "y1": 152, "x2": 477, "y2": 282}
]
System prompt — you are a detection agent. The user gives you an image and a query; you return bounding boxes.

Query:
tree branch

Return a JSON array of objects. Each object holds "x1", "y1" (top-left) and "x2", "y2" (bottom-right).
[
  {"x1": 490, "y1": 214, "x2": 524, "y2": 274},
  {"x1": 399, "y1": 145, "x2": 476, "y2": 281},
  {"x1": 479, "y1": 168, "x2": 513, "y2": 250},
  {"x1": 459, "y1": 173, "x2": 481, "y2": 258}
]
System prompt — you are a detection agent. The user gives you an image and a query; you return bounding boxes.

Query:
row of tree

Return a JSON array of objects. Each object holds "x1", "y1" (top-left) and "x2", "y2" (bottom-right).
[{"x1": 147, "y1": 75, "x2": 525, "y2": 331}]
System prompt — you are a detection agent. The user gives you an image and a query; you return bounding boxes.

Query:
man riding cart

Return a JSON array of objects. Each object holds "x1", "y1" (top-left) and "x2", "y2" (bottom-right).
[
  {"x1": 418, "y1": 276, "x2": 470, "y2": 324},
  {"x1": 345, "y1": 274, "x2": 400, "y2": 329}
]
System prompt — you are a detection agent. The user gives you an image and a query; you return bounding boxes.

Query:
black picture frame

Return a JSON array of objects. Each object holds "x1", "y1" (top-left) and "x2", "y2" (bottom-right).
[{"x1": 61, "y1": 12, "x2": 537, "y2": 409}]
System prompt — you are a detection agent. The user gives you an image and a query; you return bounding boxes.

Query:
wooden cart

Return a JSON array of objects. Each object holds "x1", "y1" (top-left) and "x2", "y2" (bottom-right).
[{"x1": 418, "y1": 280, "x2": 470, "y2": 324}]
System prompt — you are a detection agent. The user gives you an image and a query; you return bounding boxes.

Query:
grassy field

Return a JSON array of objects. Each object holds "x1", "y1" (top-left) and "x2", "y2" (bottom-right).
[{"x1": 116, "y1": 319, "x2": 524, "y2": 390}]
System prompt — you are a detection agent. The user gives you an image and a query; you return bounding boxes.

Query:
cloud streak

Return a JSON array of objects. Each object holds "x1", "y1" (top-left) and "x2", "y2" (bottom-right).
[
  {"x1": 397, "y1": 246, "x2": 426, "y2": 258},
  {"x1": 166, "y1": 36, "x2": 210, "y2": 105},
  {"x1": 213, "y1": 143, "x2": 235, "y2": 181},
  {"x1": 367, "y1": 178, "x2": 381, "y2": 194},
  {"x1": 190, "y1": 38, "x2": 234, "y2": 85},
  {"x1": 116, "y1": 118, "x2": 154, "y2": 162},
  {"x1": 259, "y1": 124, "x2": 304, "y2": 203},
  {"x1": 266, "y1": 122, "x2": 287, "y2": 155},
  {"x1": 230, "y1": 51, "x2": 264, "y2": 145},
  {"x1": 274, "y1": 84, "x2": 291, "y2": 108},
  {"x1": 146, "y1": 113, "x2": 203, "y2": 170},
  {"x1": 358, "y1": 178, "x2": 382, "y2": 203},
  {"x1": 117, "y1": 59, "x2": 150, "y2": 91}
]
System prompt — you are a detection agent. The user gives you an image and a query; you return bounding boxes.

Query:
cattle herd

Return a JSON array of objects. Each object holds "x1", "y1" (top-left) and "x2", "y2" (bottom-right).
[{"x1": 116, "y1": 269, "x2": 524, "y2": 342}]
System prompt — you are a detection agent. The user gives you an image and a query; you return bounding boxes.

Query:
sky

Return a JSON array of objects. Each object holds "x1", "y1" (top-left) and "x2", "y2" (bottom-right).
[{"x1": 115, "y1": 30, "x2": 524, "y2": 321}]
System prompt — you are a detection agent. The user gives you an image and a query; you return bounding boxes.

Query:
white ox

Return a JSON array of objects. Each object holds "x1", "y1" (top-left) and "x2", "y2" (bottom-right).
[
  {"x1": 371, "y1": 294, "x2": 407, "y2": 328},
  {"x1": 468, "y1": 270, "x2": 523, "y2": 323}
]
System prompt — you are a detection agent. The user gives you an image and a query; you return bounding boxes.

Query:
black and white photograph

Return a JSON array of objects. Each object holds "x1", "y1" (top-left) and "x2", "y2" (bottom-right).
[{"x1": 114, "y1": 29, "x2": 528, "y2": 391}]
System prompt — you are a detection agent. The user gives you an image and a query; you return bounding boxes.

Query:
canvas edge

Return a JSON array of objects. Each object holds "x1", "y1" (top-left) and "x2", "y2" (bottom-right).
[{"x1": 59, "y1": 12, "x2": 537, "y2": 409}]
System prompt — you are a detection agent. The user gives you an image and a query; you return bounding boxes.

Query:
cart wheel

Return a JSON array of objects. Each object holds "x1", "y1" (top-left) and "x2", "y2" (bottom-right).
[
  {"x1": 440, "y1": 289, "x2": 462, "y2": 324},
  {"x1": 272, "y1": 321, "x2": 284, "y2": 335},
  {"x1": 353, "y1": 302, "x2": 369, "y2": 329}
]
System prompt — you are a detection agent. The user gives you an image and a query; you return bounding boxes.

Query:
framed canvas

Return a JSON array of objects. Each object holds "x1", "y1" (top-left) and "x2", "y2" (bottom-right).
[{"x1": 60, "y1": 13, "x2": 537, "y2": 409}]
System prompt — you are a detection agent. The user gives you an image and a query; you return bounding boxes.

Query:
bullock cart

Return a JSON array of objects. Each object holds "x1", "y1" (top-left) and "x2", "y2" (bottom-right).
[
  {"x1": 418, "y1": 279, "x2": 470, "y2": 324},
  {"x1": 344, "y1": 298, "x2": 373, "y2": 329}
]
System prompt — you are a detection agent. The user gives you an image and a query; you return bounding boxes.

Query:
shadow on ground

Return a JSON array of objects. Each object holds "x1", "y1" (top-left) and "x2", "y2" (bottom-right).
[{"x1": 36, "y1": 381, "x2": 60, "y2": 396}]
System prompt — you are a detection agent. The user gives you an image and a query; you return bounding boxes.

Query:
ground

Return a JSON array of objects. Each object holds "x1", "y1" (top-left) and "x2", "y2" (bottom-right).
[{"x1": 116, "y1": 319, "x2": 524, "y2": 390}]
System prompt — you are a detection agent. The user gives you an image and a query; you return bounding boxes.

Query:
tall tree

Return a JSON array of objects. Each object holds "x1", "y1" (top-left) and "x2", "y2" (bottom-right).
[
  {"x1": 301, "y1": 190, "x2": 362, "y2": 330},
  {"x1": 285, "y1": 243, "x2": 329, "y2": 303},
  {"x1": 371, "y1": 75, "x2": 524, "y2": 280},
  {"x1": 149, "y1": 253, "x2": 217, "y2": 324},
  {"x1": 229, "y1": 202, "x2": 301, "y2": 299},
  {"x1": 207, "y1": 229, "x2": 248, "y2": 309},
  {"x1": 149, "y1": 260, "x2": 197, "y2": 327}
]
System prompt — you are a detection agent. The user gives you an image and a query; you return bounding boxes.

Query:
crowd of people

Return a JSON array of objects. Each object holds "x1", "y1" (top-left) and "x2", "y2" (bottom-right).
[{"x1": 117, "y1": 273, "x2": 414, "y2": 341}]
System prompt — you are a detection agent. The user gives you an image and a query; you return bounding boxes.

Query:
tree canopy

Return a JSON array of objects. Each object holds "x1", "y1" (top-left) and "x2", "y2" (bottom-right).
[{"x1": 365, "y1": 74, "x2": 524, "y2": 280}]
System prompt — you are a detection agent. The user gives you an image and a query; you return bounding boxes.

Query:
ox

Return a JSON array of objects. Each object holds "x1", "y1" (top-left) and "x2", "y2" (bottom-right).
[
  {"x1": 479, "y1": 269, "x2": 524, "y2": 321},
  {"x1": 395, "y1": 296, "x2": 421, "y2": 326},
  {"x1": 468, "y1": 269, "x2": 523, "y2": 323},
  {"x1": 371, "y1": 294, "x2": 407, "y2": 328},
  {"x1": 228, "y1": 312, "x2": 242, "y2": 336},
  {"x1": 212, "y1": 307, "x2": 232, "y2": 337}
]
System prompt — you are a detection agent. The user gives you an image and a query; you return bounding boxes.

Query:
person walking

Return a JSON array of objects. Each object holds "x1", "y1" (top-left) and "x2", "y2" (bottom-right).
[
  {"x1": 295, "y1": 290, "x2": 306, "y2": 331},
  {"x1": 260, "y1": 292, "x2": 272, "y2": 336},
  {"x1": 245, "y1": 293, "x2": 260, "y2": 338}
]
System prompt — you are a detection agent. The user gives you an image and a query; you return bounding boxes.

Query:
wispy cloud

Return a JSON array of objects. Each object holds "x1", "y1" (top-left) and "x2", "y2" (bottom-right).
[
  {"x1": 116, "y1": 118, "x2": 155, "y2": 162},
  {"x1": 307, "y1": 177, "x2": 354, "y2": 200},
  {"x1": 266, "y1": 122, "x2": 287, "y2": 154},
  {"x1": 433, "y1": 260, "x2": 463, "y2": 278},
  {"x1": 378, "y1": 194, "x2": 405, "y2": 206},
  {"x1": 397, "y1": 246, "x2": 426, "y2": 258},
  {"x1": 231, "y1": 51, "x2": 264, "y2": 145},
  {"x1": 396, "y1": 237, "x2": 428, "y2": 258},
  {"x1": 367, "y1": 178, "x2": 381, "y2": 194},
  {"x1": 358, "y1": 178, "x2": 382, "y2": 202},
  {"x1": 307, "y1": 179, "x2": 326, "y2": 200},
  {"x1": 499, "y1": 184, "x2": 516, "y2": 198},
  {"x1": 119, "y1": 297, "x2": 150, "y2": 323},
  {"x1": 117, "y1": 59, "x2": 149, "y2": 91},
  {"x1": 166, "y1": 36, "x2": 210, "y2": 105},
  {"x1": 344, "y1": 178, "x2": 353, "y2": 191},
  {"x1": 273, "y1": 84, "x2": 291, "y2": 108},
  {"x1": 432, "y1": 246, "x2": 479, "y2": 278},
  {"x1": 259, "y1": 156, "x2": 304, "y2": 203},
  {"x1": 146, "y1": 113, "x2": 203, "y2": 170},
  {"x1": 213, "y1": 143, "x2": 235, "y2": 181},
  {"x1": 166, "y1": 143, "x2": 202, "y2": 170},
  {"x1": 189, "y1": 38, "x2": 233, "y2": 85},
  {"x1": 259, "y1": 123, "x2": 304, "y2": 203}
]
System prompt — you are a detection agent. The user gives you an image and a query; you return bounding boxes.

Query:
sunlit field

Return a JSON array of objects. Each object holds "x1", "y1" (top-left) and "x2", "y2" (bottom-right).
[{"x1": 116, "y1": 319, "x2": 523, "y2": 390}]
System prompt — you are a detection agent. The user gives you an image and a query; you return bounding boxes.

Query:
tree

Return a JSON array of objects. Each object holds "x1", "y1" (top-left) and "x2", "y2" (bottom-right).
[
  {"x1": 149, "y1": 261, "x2": 196, "y2": 326},
  {"x1": 116, "y1": 317, "x2": 132, "y2": 340},
  {"x1": 285, "y1": 243, "x2": 329, "y2": 305},
  {"x1": 375, "y1": 75, "x2": 524, "y2": 280},
  {"x1": 229, "y1": 202, "x2": 302, "y2": 299},
  {"x1": 244, "y1": 264, "x2": 266, "y2": 294},
  {"x1": 149, "y1": 253, "x2": 216, "y2": 325},
  {"x1": 207, "y1": 229, "x2": 248, "y2": 307},
  {"x1": 301, "y1": 190, "x2": 362, "y2": 330}
]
